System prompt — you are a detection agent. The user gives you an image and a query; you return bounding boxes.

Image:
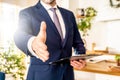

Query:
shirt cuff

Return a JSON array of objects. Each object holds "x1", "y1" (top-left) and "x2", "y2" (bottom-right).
[{"x1": 27, "y1": 37, "x2": 39, "y2": 58}]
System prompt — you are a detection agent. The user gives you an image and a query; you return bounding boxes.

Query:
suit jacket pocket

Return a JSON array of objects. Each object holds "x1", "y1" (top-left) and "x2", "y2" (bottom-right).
[
  {"x1": 34, "y1": 65, "x2": 53, "y2": 80},
  {"x1": 30, "y1": 64, "x2": 50, "y2": 72}
]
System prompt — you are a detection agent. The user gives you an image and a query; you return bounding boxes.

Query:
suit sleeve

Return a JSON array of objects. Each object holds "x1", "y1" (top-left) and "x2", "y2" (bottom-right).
[
  {"x1": 71, "y1": 12, "x2": 86, "y2": 54},
  {"x1": 14, "y1": 10, "x2": 34, "y2": 56}
]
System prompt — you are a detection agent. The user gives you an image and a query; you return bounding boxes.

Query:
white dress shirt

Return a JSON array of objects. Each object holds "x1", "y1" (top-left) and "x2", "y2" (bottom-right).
[{"x1": 27, "y1": 0, "x2": 66, "y2": 58}]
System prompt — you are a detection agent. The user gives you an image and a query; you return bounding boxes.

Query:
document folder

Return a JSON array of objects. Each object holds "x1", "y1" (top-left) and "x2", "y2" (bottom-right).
[{"x1": 49, "y1": 54, "x2": 100, "y2": 65}]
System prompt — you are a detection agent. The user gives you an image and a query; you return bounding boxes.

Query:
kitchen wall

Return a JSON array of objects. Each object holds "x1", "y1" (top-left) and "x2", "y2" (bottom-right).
[{"x1": 65, "y1": 0, "x2": 120, "y2": 53}]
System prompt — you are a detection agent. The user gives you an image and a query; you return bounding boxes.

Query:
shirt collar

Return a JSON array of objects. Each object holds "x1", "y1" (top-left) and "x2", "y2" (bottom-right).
[{"x1": 40, "y1": 0, "x2": 58, "y2": 10}]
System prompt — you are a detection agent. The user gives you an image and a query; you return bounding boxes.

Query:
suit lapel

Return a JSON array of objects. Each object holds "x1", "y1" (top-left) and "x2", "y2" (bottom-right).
[
  {"x1": 35, "y1": 2, "x2": 61, "y2": 40},
  {"x1": 58, "y1": 8, "x2": 69, "y2": 47},
  {"x1": 35, "y1": 2, "x2": 71, "y2": 47}
]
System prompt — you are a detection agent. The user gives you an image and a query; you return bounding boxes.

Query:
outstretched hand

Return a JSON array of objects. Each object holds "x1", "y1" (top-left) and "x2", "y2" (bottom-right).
[{"x1": 32, "y1": 21, "x2": 49, "y2": 62}]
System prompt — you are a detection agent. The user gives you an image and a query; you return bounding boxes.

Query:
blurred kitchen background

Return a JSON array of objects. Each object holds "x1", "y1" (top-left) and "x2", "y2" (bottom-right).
[
  {"x1": 0, "y1": 0, "x2": 120, "y2": 53},
  {"x1": 0, "y1": 0, "x2": 120, "y2": 80}
]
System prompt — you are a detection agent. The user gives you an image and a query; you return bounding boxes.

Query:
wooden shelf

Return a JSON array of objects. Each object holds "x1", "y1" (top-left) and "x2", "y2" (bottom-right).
[{"x1": 86, "y1": 50, "x2": 108, "y2": 54}]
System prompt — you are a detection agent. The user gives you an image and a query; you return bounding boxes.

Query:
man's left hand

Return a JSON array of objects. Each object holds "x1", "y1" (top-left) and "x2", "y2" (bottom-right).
[{"x1": 70, "y1": 59, "x2": 86, "y2": 70}]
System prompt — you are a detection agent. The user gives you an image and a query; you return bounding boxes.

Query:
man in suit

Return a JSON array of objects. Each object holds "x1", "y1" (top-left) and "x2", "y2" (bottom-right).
[{"x1": 14, "y1": 0, "x2": 86, "y2": 80}]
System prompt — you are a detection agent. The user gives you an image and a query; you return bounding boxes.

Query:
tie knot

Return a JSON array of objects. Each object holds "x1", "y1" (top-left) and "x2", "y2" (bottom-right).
[{"x1": 50, "y1": 8, "x2": 56, "y2": 12}]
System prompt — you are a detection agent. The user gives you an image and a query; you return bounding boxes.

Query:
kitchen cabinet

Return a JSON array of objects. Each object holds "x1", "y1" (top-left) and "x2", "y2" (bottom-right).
[
  {"x1": 74, "y1": 71, "x2": 120, "y2": 80},
  {"x1": 95, "y1": 74, "x2": 120, "y2": 80}
]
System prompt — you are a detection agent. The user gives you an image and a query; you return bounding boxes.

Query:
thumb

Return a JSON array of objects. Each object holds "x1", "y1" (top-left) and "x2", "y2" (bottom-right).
[{"x1": 37, "y1": 21, "x2": 47, "y2": 43}]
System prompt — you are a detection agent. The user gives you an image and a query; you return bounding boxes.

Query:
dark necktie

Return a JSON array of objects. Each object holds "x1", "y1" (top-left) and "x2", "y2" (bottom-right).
[{"x1": 50, "y1": 8, "x2": 63, "y2": 40}]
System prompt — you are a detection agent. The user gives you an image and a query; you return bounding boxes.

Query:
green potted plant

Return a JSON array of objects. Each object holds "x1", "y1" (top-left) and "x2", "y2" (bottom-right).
[
  {"x1": 0, "y1": 41, "x2": 26, "y2": 80},
  {"x1": 77, "y1": 7, "x2": 97, "y2": 37},
  {"x1": 115, "y1": 54, "x2": 120, "y2": 66}
]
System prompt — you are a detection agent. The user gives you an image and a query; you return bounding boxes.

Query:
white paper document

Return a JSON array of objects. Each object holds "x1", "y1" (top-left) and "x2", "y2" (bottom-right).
[{"x1": 86, "y1": 55, "x2": 115, "y2": 63}]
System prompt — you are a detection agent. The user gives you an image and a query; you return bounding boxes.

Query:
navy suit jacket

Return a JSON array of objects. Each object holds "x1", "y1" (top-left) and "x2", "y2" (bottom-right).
[{"x1": 14, "y1": 1, "x2": 85, "y2": 80}]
